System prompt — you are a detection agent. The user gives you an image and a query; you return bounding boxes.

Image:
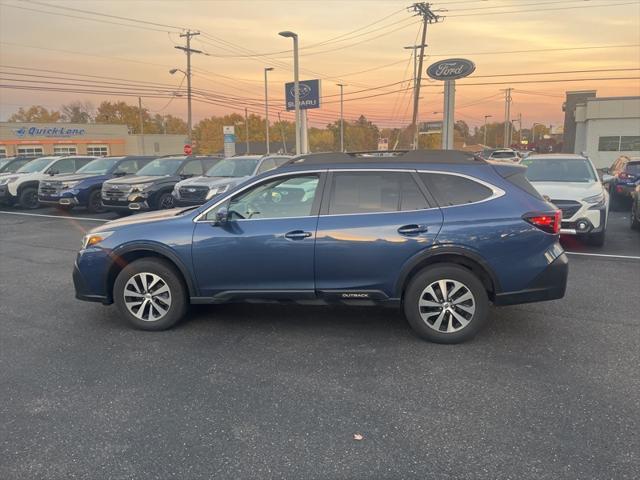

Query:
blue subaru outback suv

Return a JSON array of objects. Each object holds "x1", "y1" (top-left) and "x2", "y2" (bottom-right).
[{"x1": 74, "y1": 150, "x2": 568, "y2": 343}]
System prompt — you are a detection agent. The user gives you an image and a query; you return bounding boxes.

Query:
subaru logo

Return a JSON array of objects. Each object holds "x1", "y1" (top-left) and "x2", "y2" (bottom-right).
[
  {"x1": 288, "y1": 83, "x2": 312, "y2": 99},
  {"x1": 187, "y1": 188, "x2": 196, "y2": 193}
]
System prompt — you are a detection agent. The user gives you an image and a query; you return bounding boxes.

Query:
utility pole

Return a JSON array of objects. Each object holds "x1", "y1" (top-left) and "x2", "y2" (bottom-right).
[
  {"x1": 517, "y1": 113, "x2": 522, "y2": 147},
  {"x1": 277, "y1": 111, "x2": 287, "y2": 154},
  {"x1": 264, "y1": 67, "x2": 274, "y2": 154},
  {"x1": 244, "y1": 107, "x2": 250, "y2": 154},
  {"x1": 404, "y1": 44, "x2": 428, "y2": 149},
  {"x1": 337, "y1": 83, "x2": 346, "y2": 151},
  {"x1": 138, "y1": 96, "x2": 145, "y2": 154},
  {"x1": 483, "y1": 114, "x2": 492, "y2": 147},
  {"x1": 502, "y1": 88, "x2": 512, "y2": 148},
  {"x1": 175, "y1": 30, "x2": 201, "y2": 146},
  {"x1": 408, "y1": 3, "x2": 443, "y2": 150}
]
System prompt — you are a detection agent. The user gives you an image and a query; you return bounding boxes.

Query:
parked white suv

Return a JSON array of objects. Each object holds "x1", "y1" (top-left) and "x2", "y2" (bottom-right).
[
  {"x1": 522, "y1": 154, "x2": 611, "y2": 246},
  {"x1": 0, "y1": 156, "x2": 96, "y2": 209},
  {"x1": 487, "y1": 149, "x2": 519, "y2": 163}
]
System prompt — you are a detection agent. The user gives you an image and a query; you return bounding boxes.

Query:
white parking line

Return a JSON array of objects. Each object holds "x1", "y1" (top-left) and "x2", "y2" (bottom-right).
[
  {"x1": 566, "y1": 251, "x2": 640, "y2": 260},
  {"x1": 0, "y1": 211, "x2": 108, "y2": 222}
]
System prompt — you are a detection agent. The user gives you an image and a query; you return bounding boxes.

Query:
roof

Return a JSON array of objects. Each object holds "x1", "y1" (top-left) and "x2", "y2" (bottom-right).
[
  {"x1": 525, "y1": 153, "x2": 587, "y2": 160},
  {"x1": 284, "y1": 150, "x2": 484, "y2": 167}
]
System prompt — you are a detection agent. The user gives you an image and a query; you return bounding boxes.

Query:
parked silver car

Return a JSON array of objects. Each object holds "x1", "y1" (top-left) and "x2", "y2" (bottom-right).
[{"x1": 172, "y1": 155, "x2": 291, "y2": 206}]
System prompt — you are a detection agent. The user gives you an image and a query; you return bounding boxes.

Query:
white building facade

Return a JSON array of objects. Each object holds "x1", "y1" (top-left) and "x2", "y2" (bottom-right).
[{"x1": 573, "y1": 96, "x2": 640, "y2": 169}]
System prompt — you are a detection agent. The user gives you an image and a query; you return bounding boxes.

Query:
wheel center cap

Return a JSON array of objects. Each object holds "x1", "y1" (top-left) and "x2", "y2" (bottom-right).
[
  {"x1": 443, "y1": 302, "x2": 451, "y2": 309},
  {"x1": 145, "y1": 293, "x2": 152, "y2": 300}
]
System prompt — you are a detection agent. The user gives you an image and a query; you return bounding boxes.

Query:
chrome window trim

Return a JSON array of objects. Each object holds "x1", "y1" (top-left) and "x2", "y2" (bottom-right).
[
  {"x1": 417, "y1": 169, "x2": 505, "y2": 208},
  {"x1": 193, "y1": 167, "x2": 502, "y2": 222}
]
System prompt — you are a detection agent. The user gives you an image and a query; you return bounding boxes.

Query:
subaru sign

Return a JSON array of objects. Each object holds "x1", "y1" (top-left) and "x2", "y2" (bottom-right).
[
  {"x1": 427, "y1": 59, "x2": 475, "y2": 81},
  {"x1": 285, "y1": 79, "x2": 321, "y2": 110}
]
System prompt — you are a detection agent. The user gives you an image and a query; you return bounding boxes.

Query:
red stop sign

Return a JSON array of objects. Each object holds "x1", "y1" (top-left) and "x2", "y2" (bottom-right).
[{"x1": 183, "y1": 144, "x2": 192, "y2": 155}]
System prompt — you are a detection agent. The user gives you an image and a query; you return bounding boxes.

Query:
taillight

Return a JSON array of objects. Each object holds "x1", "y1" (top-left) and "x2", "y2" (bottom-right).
[
  {"x1": 619, "y1": 172, "x2": 631, "y2": 180},
  {"x1": 523, "y1": 210, "x2": 562, "y2": 234}
]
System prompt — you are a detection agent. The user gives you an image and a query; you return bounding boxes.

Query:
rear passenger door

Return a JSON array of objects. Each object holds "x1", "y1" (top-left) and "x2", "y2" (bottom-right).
[{"x1": 314, "y1": 170, "x2": 443, "y2": 299}]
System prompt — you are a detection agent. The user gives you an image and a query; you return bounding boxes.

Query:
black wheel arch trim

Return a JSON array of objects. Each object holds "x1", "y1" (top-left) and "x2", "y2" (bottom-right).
[
  {"x1": 17, "y1": 181, "x2": 40, "y2": 195},
  {"x1": 106, "y1": 241, "x2": 198, "y2": 300},
  {"x1": 395, "y1": 244, "x2": 502, "y2": 298}
]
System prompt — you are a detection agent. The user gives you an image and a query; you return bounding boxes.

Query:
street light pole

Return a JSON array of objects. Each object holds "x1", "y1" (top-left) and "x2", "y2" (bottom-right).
[
  {"x1": 279, "y1": 31, "x2": 301, "y2": 155},
  {"x1": 336, "y1": 83, "x2": 346, "y2": 152},
  {"x1": 264, "y1": 67, "x2": 274, "y2": 154},
  {"x1": 174, "y1": 31, "x2": 201, "y2": 146},
  {"x1": 483, "y1": 114, "x2": 492, "y2": 147},
  {"x1": 244, "y1": 107, "x2": 250, "y2": 154}
]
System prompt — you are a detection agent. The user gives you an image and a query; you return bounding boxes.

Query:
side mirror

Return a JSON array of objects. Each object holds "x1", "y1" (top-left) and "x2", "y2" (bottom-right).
[
  {"x1": 214, "y1": 207, "x2": 228, "y2": 225},
  {"x1": 180, "y1": 173, "x2": 194, "y2": 179},
  {"x1": 601, "y1": 174, "x2": 614, "y2": 184},
  {"x1": 48, "y1": 169, "x2": 59, "y2": 176}
]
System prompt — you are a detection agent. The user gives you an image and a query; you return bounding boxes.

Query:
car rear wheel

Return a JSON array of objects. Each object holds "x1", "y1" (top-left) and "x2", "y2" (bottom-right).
[
  {"x1": 18, "y1": 187, "x2": 39, "y2": 209},
  {"x1": 113, "y1": 258, "x2": 188, "y2": 331},
  {"x1": 87, "y1": 190, "x2": 107, "y2": 214},
  {"x1": 404, "y1": 264, "x2": 488, "y2": 344}
]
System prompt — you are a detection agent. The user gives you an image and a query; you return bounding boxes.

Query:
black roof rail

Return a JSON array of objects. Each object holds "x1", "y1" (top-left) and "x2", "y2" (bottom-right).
[{"x1": 282, "y1": 149, "x2": 485, "y2": 166}]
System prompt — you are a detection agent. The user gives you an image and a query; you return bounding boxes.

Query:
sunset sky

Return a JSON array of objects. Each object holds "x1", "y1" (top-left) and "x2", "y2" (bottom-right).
[{"x1": 1, "y1": 0, "x2": 639, "y2": 129}]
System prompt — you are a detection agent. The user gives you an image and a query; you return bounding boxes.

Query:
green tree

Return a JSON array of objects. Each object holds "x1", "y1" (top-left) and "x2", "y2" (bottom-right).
[
  {"x1": 8, "y1": 106, "x2": 62, "y2": 123},
  {"x1": 94, "y1": 101, "x2": 159, "y2": 134},
  {"x1": 61, "y1": 101, "x2": 94, "y2": 123},
  {"x1": 309, "y1": 128, "x2": 334, "y2": 152},
  {"x1": 152, "y1": 114, "x2": 187, "y2": 134},
  {"x1": 327, "y1": 115, "x2": 379, "y2": 151}
]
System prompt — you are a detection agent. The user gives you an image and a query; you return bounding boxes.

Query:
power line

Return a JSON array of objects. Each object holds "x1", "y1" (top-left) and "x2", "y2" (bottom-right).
[
  {"x1": 446, "y1": 1, "x2": 640, "y2": 17},
  {"x1": 426, "y1": 44, "x2": 640, "y2": 57}
]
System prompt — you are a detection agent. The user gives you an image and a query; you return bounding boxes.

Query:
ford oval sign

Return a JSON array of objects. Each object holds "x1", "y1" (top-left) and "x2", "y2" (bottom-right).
[{"x1": 427, "y1": 58, "x2": 475, "y2": 81}]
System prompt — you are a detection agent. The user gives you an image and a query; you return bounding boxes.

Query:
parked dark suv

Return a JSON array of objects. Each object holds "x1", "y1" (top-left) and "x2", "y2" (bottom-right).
[
  {"x1": 38, "y1": 156, "x2": 155, "y2": 213},
  {"x1": 608, "y1": 155, "x2": 640, "y2": 209},
  {"x1": 101, "y1": 156, "x2": 221, "y2": 212},
  {"x1": 74, "y1": 150, "x2": 568, "y2": 344}
]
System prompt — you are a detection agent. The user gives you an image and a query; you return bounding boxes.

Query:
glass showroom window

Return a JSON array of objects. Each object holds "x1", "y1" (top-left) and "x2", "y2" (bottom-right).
[
  {"x1": 0, "y1": 146, "x2": 6, "y2": 158},
  {"x1": 598, "y1": 136, "x2": 621, "y2": 152},
  {"x1": 53, "y1": 145, "x2": 77, "y2": 155},
  {"x1": 620, "y1": 136, "x2": 640, "y2": 151},
  {"x1": 17, "y1": 146, "x2": 44, "y2": 156},
  {"x1": 87, "y1": 145, "x2": 109, "y2": 156}
]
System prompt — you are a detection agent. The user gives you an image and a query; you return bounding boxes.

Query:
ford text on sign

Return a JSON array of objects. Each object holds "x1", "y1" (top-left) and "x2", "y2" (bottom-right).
[{"x1": 426, "y1": 59, "x2": 476, "y2": 81}]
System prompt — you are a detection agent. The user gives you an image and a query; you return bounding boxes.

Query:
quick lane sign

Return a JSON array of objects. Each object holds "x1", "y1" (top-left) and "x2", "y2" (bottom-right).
[
  {"x1": 14, "y1": 126, "x2": 86, "y2": 137},
  {"x1": 285, "y1": 79, "x2": 321, "y2": 110}
]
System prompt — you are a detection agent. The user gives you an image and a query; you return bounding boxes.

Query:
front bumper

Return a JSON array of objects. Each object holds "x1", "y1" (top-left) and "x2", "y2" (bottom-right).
[
  {"x1": 101, "y1": 197, "x2": 150, "y2": 211},
  {"x1": 73, "y1": 249, "x2": 112, "y2": 304},
  {"x1": 494, "y1": 252, "x2": 568, "y2": 306},
  {"x1": 560, "y1": 203, "x2": 606, "y2": 236}
]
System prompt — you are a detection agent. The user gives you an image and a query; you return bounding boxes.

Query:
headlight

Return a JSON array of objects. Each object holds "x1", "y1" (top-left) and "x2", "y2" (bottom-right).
[
  {"x1": 131, "y1": 182, "x2": 153, "y2": 192},
  {"x1": 81, "y1": 231, "x2": 114, "y2": 249},
  {"x1": 61, "y1": 181, "x2": 80, "y2": 190},
  {"x1": 583, "y1": 192, "x2": 605, "y2": 204},
  {"x1": 205, "y1": 184, "x2": 231, "y2": 200},
  {"x1": 0, "y1": 176, "x2": 19, "y2": 185}
]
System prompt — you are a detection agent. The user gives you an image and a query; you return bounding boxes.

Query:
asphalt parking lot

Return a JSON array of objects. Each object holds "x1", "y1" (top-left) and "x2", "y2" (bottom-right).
[{"x1": 1, "y1": 206, "x2": 639, "y2": 479}]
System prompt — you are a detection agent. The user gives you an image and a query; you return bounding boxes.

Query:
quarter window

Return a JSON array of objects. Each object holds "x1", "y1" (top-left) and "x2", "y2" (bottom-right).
[
  {"x1": 420, "y1": 173, "x2": 493, "y2": 207},
  {"x1": 328, "y1": 172, "x2": 428, "y2": 215},
  {"x1": 206, "y1": 174, "x2": 320, "y2": 221}
]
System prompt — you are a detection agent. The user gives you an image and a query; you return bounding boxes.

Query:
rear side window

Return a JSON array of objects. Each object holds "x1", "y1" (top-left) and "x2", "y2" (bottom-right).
[
  {"x1": 420, "y1": 173, "x2": 493, "y2": 207},
  {"x1": 328, "y1": 172, "x2": 428, "y2": 215},
  {"x1": 625, "y1": 162, "x2": 640, "y2": 175}
]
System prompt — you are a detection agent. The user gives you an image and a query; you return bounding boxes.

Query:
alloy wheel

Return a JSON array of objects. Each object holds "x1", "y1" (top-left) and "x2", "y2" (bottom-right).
[
  {"x1": 160, "y1": 195, "x2": 174, "y2": 209},
  {"x1": 123, "y1": 272, "x2": 172, "y2": 322},
  {"x1": 418, "y1": 279, "x2": 476, "y2": 333}
]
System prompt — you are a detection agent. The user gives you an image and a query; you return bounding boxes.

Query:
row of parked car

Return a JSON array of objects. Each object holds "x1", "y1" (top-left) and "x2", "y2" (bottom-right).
[{"x1": 0, "y1": 154, "x2": 292, "y2": 214}]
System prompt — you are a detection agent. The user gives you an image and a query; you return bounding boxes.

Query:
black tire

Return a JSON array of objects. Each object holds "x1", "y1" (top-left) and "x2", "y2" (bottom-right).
[
  {"x1": 404, "y1": 264, "x2": 489, "y2": 344},
  {"x1": 87, "y1": 189, "x2": 106, "y2": 214},
  {"x1": 155, "y1": 192, "x2": 175, "y2": 210},
  {"x1": 587, "y1": 229, "x2": 606, "y2": 247},
  {"x1": 630, "y1": 199, "x2": 640, "y2": 231},
  {"x1": 113, "y1": 258, "x2": 188, "y2": 331},
  {"x1": 18, "y1": 187, "x2": 39, "y2": 209}
]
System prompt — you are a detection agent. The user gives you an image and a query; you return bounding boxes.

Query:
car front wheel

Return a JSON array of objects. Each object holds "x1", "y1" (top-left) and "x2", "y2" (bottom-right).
[
  {"x1": 404, "y1": 264, "x2": 489, "y2": 344},
  {"x1": 18, "y1": 187, "x2": 39, "y2": 209},
  {"x1": 113, "y1": 258, "x2": 188, "y2": 330}
]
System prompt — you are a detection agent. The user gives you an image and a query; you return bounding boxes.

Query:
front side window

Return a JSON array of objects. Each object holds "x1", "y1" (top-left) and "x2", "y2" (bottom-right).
[
  {"x1": 598, "y1": 136, "x2": 620, "y2": 152},
  {"x1": 420, "y1": 173, "x2": 493, "y2": 207},
  {"x1": 206, "y1": 174, "x2": 320, "y2": 221},
  {"x1": 77, "y1": 158, "x2": 119, "y2": 175},
  {"x1": 136, "y1": 159, "x2": 184, "y2": 176},
  {"x1": 114, "y1": 159, "x2": 142, "y2": 175},
  {"x1": 256, "y1": 158, "x2": 276, "y2": 174},
  {"x1": 328, "y1": 172, "x2": 428, "y2": 215},
  {"x1": 50, "y1": 158, "x2": 76, "y2": 174},
  {"x1": 523, "y1": 158, "x2": 597, "y2": 183}
]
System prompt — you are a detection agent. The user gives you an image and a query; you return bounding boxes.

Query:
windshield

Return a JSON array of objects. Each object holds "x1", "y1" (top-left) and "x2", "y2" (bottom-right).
[
  {"x1": 206, "y1": 158, "x2": 259, "y2": 177},
  {"x1": 77, "y1": 158, "x2": 119, "y2": 175},
  {"x1": 135, "y1": 158, "x2": 183, "y2": 176},
  {"x1": 16, "y1": 157, "x2": 53, "y2": 173},
  {"x1": 0, "y1": 158, "x2": 10, "y2": 169},
  {"x1": 523, "y1": 158, "x2": 597, "y2": 183},
  {"x1": 2, "y1": 158, "x2": 31, "y2": 173}
]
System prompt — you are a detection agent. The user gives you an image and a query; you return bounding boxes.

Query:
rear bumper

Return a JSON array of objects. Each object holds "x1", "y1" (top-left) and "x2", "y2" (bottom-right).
[
  {"x1": 613, "y1": 183, "x2": 636, "y2": 197},
  {"x1": 493, "y1": 252, "x2": 568, "y2": 306}
]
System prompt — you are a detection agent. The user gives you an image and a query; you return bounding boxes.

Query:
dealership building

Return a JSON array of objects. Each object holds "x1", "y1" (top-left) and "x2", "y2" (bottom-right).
[
  {"x1": 563, "y1": 92, "x2": 640, "y2": 168},
  {"x1": 0, "y1": 122, "x2": 188, "y2": 158}
]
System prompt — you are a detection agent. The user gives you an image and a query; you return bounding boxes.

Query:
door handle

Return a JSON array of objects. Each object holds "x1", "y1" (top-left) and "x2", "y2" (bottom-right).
[
  {"x1": 284, "y1": 230, "x2": 312, "y2": 240},
  {"x1": 397, "y1": 224, "x2": 429, "y2": 235}
]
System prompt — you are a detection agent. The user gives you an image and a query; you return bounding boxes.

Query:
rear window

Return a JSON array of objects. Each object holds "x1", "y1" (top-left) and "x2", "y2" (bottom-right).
[
  {"x1": 420, "y1": 173, "x2": 493, "y2": 207},
  {"x1": 491, "y1": 151, "x2": 515, "y2": 159}
]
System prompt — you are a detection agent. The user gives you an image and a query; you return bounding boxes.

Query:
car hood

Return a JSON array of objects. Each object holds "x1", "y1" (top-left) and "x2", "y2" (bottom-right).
[
  {"x1": 176, "y1": 175, "x2": 246, "y2": 188},
  {"x1": 105, "y1": 175, "x2": 169, "y2": 185},
  {"x1": 96, "y1": 207, "x2": 188, "y2": 231},
  {"x1": 530, "y1": 181, "x2": 602, "y2": 200},
  {"x1": 44, "y1": 173, "x2": 102, "y2": 183}
]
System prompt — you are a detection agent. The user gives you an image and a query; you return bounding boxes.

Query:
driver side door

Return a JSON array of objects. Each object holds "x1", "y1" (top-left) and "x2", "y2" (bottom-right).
[{"x1": 192, "y1": 172, "x2": 326, "y2": 299}]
